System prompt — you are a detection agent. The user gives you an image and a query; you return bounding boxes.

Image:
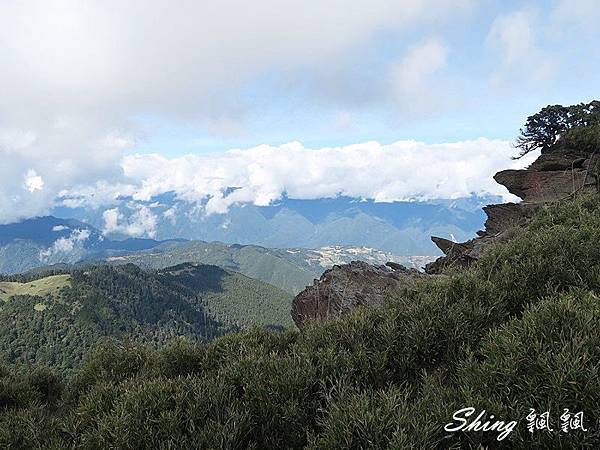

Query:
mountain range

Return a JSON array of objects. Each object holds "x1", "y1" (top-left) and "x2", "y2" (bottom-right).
[
  {"x1": 0, "y1": 216, "x2": 178, "y2": 275},
  {"x1": 0, "y1": 214, "x2": 434, "y2": 293},
  {"x1": 107, "y1": 241, "x2": 434, "y2": 294},
  {"x1": 0, "y1": 194, "x2": 489, "y2": 286},
  {"x1": 52, "y1": 194, "x2": 498, "y2": 255}
]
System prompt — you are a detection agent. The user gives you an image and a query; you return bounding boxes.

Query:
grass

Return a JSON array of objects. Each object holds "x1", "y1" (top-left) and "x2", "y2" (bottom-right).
[{"x1": 0, "y1": 274, "x2": 71, "y2": 302}]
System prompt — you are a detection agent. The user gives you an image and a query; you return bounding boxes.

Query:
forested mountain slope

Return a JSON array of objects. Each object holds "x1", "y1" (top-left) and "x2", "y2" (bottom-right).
[
  {"x1": 107, "y1": 240, "x2": 429, "y2": 294},
  {"x1": 0, "y1": 263, "x2": 292, "y2": 372},
  {"x1": 108, "y1": 241, "x2": 320, "y2": 295},
  {"x1": 1, "y1": 189, "x2": 598, "y2": 449}
]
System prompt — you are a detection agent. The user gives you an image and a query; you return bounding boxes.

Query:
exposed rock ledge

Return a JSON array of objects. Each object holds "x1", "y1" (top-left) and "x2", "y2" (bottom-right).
[
  {"x1": 291, "y1": 261, "x2": 423, "y2": 327},
  {"x1": 425, "y1": 145, "x2": 599, "y2": 274},
  {"x1": 291, "y1": 144, "x2": 599, "y2": 327}
]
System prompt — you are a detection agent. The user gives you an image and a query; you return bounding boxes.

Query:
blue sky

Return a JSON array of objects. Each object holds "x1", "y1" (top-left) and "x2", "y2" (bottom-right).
[
  {"x1": 125, "y1": 0, "x2": 600, "y2": 157},
  {"x1": 0, "y1": 0, "x2": 598, "y2": 224}
]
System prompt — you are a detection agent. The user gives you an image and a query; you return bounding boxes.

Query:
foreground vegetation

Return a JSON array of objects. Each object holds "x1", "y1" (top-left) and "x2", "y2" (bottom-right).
[{"x1": 0, "y1": 191, "x2": 598, "y2": 448}]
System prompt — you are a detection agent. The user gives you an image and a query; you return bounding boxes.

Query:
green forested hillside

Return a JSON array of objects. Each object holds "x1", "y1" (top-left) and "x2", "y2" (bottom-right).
[
  {"x1": 108, "y1": 240, "x2": 320, "y2": 294},
  {"x1": 157, "y1": 263, "x2": 294, "y2": 329},
  {"x1": 0, "y1": 191, "x2": 598, "y2": 448},
  {"x1": 0, "y1": 263, "x2": 292, "y2": 373},
  {"x1": 107, "y1": 240, "x2": 426, "y2": 295}
]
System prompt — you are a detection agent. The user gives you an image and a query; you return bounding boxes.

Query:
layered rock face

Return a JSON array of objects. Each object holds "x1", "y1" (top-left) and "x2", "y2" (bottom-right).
[
  {"x1": 425, "y1": 145, "x2": 599, "y2": 274},
  {"x1": 291, "y1": 145, "x2": 599, "y2": 326},
  {"x1": 291, "y1": 261, "x2": 422, "y2": 326},
  {"x1": 494, "y1": 148, "x2": 596, "y2": 203}
]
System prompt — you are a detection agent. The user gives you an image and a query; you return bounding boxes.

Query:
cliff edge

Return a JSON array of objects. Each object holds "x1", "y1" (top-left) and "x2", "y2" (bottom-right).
[{"x1": 425, "y1": 143, "x2": 599, "y2": 274}]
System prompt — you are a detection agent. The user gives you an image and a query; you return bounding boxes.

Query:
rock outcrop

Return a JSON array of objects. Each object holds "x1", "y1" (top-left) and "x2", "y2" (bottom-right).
[
  {"x1": 494, "y1": 149, "x2": 593, "y2": 203},
  {"x1": 425, "y1": 145, "x2": 599, "y2": 274},
  {"x1": 291, "y1": 261, "x2": 423, "y2": 327}
]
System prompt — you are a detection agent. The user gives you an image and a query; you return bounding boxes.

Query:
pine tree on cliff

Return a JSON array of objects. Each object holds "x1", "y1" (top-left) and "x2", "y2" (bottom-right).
[{"x1": 515, "y1": 100, "x2": 600, "y2": 157}]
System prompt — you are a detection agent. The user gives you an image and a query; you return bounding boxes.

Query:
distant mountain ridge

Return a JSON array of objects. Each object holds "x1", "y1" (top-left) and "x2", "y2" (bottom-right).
[
  {"x1": 52, "y1": 194, "x2": 499, "y2": 256},
  {"x1": 107, "y1": 241, "x2": 435, "y2": 294},
  {"x1": 0, "y1": 194, "x2": 487, "y2": 286},
  {"x1": 0, "y1": 216, "x2": 180, "y2": 275},
  {"x1": 0, "y1": 216, "x2": 99, "y2": 247},
  {"x1": 0, "y1": 215, "x2": 436, "y2": 294}
]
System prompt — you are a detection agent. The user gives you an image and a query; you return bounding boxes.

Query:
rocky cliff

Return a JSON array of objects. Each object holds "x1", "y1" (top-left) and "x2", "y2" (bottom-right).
[
  {"x1": 291, "y1": 142, "x2": 599, "y2": 327},
  {"x1": 291, "y1": 261, "x2": 423, "y2": 326},
  {"x1": 425, "y1": 143, "x2": 599, "y2": 274}
]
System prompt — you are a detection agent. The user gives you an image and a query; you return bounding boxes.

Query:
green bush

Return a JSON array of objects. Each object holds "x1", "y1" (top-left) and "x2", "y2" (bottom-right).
[
  {"x1": 67, "y1": 339, "x2": 153, "y2": 402},
  {"x1": 76, "y1": 377, "x2": 250, "y2": 449},
  {"x1": 439, "y1": 290, "x2": 600, "y2": 448},
  {"x1": 562, "y1": 124, "x2": 600, "y2": 153}
]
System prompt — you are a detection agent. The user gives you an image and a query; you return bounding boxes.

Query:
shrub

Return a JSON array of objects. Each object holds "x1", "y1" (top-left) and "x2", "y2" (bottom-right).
[
  {"x1": 441, "y1": 290, "x2": 600, "y2": 449},
  {"x1": 67, "y1": 339, "x2": 153, "y2": 402}
]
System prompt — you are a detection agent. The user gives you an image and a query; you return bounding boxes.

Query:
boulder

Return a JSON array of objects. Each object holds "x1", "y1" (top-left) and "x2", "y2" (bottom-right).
[
  {"x1": 494, "y1": 169, "x2": 590, "y2": 203},
  {"x1": 291, "y1": 261, "x2": 423, "y2": 327},
  {"x1": 494, "y1": 147, "x2": 598, "y2": 203}
]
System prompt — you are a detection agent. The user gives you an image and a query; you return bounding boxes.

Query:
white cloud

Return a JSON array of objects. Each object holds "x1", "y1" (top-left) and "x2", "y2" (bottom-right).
[
  {"x1": 102, "y1": 209, "x2": 122, "y2": 235},
  {"x1": 62, "y1": 139, "x2": 537, "y2": 223},
  {"x1": 52, "y1": 225, "x2": 69, "y2": 232},
  {"x1": 0, "y1": 122, "x2": 131, "y2": 223},
  {"x1": 24, "y1": 169, "x2": 45, "y2": 192},
  {"x1": 4, "y1": 1, "x2": 584, "y2": 229},
  {"x1": 102, "y1": 205, "x2": 157, "y2": 238},
  {"x1": 389, "y1": 38, "x2": 449, "y2": 115},
  {"x1": 0, "y1": 0, "x2": 471, "y2": 123},
  {"x1": 163, "y1": 208, "x2": 177, "y2": 225},
  {"x1": 486, "y1": 9, "x2": 556, "y2": 86},
  {"x1": 39, "y1": 228, "x2": 91, "y2": 261},
  {"x1": 0, "y1": 0, "x2": 476, "y2": 224}
]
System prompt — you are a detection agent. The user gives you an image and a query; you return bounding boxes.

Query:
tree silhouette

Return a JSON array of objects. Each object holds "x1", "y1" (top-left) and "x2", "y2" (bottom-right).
[{"x1": 515, "y1": 100, "x2": 600, "y2": 157}]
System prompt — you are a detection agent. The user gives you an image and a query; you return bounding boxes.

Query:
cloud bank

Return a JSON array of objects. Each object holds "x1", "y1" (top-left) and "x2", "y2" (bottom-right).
[
  {"x1": 0, "y1": 0, "x2": 474, "y2": 224},
  {"x1": 55, "y1": 139, "x2": 536, "y2": 236},
  {"x1": 39, "y1": 228, "x2": 91, "y2": 261},
  {"x1": 102, "y1": 205, "x2": 158, "y2": 238}
]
